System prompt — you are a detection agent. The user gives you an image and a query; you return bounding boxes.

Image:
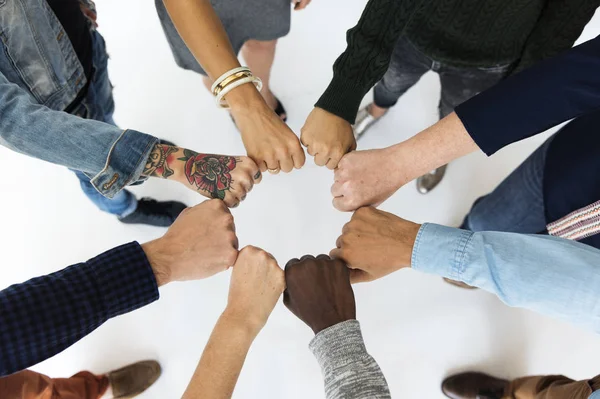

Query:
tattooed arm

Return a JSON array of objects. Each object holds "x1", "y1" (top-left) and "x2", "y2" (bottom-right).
[{"x1": 143, "y1": 144, "x2": 262, "y2": 208}]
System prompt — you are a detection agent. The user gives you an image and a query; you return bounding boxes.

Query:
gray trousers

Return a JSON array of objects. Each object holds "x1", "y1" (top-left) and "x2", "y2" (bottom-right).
[{"x1": 374, "y1": 36, "x2": 513, "y2": 119}]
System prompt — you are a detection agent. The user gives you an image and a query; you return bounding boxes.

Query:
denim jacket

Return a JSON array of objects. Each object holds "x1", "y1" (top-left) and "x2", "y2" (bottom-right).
[{"x1": 0, "y1": 0, "x2": 157, "y2": 198}]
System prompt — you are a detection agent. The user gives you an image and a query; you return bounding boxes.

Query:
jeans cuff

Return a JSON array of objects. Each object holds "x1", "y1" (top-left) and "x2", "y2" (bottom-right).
[{"x1": 90, "y1": 129, "x2": 158, "y2": 199}]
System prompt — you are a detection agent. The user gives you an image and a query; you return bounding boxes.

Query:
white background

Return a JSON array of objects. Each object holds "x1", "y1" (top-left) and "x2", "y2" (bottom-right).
[{"x1": 1, "y1": 1, "x2": 599, "y2": 397}]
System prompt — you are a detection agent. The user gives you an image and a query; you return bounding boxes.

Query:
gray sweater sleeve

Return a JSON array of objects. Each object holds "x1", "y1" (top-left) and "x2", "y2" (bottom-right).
[{"x1": 309, "y1": 320, "x2": 391, "y2": 399}]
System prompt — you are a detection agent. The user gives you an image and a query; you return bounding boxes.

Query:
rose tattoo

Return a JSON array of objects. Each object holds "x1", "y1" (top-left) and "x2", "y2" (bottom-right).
[{"x1": 179, "y1": 150, "x2": 238, "y2": 200}]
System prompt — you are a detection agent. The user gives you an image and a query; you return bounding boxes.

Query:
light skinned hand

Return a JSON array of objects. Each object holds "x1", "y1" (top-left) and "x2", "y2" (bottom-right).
[
  {"x1": 301, "y1": 107, "x2": 356, "y2": 169},
  {"x1": 142, "y1": 199, "x2": 239, "y2": 286},
  {"x1": 224, "y1": 246, "x2": 286, "y2": 335},
  {"x1": 332, "y1": 147, "x2": 406, "y2": 211},
  {"x1": 330, "y1": 207, "x2": 421, "y2": 283},
  {"x1": 229, "y1": 85, "x2": 305, "y2": 174},
  {"x1": 293, "y1": 0, "x2": 312, "y2": 10},
  {"x1": 144, "y1": 144, "x2": 262, "y2": 208}
]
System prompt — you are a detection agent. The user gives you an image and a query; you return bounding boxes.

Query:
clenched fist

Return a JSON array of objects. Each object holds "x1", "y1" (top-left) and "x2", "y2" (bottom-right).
[
  {"x1": 330, "y1": 207, "x2": 421, "y2": 283},
  {"x1": 225, "y1": 246, "x2": 286, "y2": 335},
  {"x1": 143, "y1": 199, "x2": 239, "y2": 285},
  {"x1": 144, "y1": 144, "x2": 262, "y2": 208},
  {"x1": 284, "y1": 255, "x2": 356, "y2": 334},
  {"x1": 332, "y1": 148, "x2": 406, "y2": 211},
  {"x1": 301, "y1": 107, "x2": 356, "y2": 169}
]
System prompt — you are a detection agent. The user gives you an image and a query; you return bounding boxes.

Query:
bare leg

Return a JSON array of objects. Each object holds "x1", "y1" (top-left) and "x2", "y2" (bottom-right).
[{"x1": 241, "y1": 39, "x2": 284, "y2": 119}]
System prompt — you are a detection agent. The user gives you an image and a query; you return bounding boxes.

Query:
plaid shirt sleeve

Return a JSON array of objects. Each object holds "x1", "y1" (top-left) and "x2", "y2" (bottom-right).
[{"x1": 0, "y1": 242, "x2": 159, "y2": 376}]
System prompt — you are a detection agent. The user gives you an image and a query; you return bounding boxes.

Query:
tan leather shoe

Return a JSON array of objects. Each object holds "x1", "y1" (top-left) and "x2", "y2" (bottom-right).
[
  {"x1": 108, "y1": 360, "x2": 161, "y2": 399},
  {"x1": 443, "y1": 277, "x2": 477, "y2": 289},
  {"x1": 442, "y1": 372, "x2": 509, "y2": 399}
]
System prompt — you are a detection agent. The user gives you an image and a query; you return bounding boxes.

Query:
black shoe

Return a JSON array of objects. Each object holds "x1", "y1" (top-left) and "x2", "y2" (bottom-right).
[
  {"x1": 442, "y1": 372, "x2": 509, "y2": 399},
  {"x1": 119, "y1": 198, "x2": 187, "y2": 227}
]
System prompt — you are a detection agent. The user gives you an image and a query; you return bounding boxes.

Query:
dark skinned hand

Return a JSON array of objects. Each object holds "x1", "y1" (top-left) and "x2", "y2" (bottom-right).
[{"x1": 283, "y1": 255, "x2": 356, "y2": 334}]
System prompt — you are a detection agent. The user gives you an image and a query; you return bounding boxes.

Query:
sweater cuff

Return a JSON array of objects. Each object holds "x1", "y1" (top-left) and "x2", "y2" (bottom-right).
[
  {"x1": 315, "y1": 78, "x2": 367, "y2": 124},
  {"x1": 86, "y1": 242, "x2": 160, "y2": 318},
  {"x1": 309, "y1": 320, "x2": 366, "y2": 370}
]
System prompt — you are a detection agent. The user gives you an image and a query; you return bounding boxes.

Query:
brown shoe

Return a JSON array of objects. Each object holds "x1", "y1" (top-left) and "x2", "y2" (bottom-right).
[
  {"x1": 108, "y1": 360, "x2": 162, "y2": 399},
  {"x1": 442, "y1": 372, "x2": 509, "y2": 399},
  {"x1": 416, "y1": 165, "x2": 448, "y2": 194},
  {"x1": 443, "y1": 278, "x2": 477, "y2": 290}
]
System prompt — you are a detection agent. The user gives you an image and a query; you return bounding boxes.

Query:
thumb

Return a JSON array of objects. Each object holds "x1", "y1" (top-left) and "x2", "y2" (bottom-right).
[{"x1": 349, "y1": 269, "x2": 371, "y2": 284}]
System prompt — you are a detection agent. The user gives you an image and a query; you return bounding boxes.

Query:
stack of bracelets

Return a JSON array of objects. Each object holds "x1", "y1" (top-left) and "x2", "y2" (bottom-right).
[{"x1": 211, "y1": 66, "x2": 263, "y2": 108}]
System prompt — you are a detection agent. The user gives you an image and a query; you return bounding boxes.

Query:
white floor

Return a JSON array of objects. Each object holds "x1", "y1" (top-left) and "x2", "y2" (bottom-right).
[{"x1": 2, "y1": 1, "x2": 600, "y2": 397}]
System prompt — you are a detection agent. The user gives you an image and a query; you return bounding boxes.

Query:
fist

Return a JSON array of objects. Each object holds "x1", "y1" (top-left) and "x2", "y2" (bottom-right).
[
  {"x1": 332, "y1": 148, "x2": 404, "y2": 211},
  {"x1": 330, "y1": 207, "x2": 421, "y2": 283},
  {"x1": 284, "y1": 255, "x2": 356, "y2": 334},
  {"x1": 144, "y1": 199, "x2": 239, "y2": 285},
  {"x1": 226, "y1": 246, "x2": 285, "y2": 334},
  {"x1": 301, "y1": 107, "x2": 356, "y2": 169}
]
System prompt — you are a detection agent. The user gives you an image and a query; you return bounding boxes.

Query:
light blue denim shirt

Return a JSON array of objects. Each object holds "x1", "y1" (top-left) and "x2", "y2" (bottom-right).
[
  {"x1": 412, "y1": 223, "x2": 600, "y2": 334},
  {"x1": 591, "y1": 390, "x2": 600, "y2": 399},
  {"x1": 0, "y1": 0, "x2": 157, "y2": 198}
]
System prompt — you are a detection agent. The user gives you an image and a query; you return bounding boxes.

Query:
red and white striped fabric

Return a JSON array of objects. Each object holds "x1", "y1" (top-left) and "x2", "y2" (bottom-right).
[{"x1": 547, "y1": 200, "x2": 600, "y2": 241}]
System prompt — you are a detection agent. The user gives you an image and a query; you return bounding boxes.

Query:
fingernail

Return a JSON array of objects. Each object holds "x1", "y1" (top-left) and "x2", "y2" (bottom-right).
[
  {"x1": 254, "y1": 171, "x2": 261, "y2": 180},
  {"x1": 232, "y1": 203, "x2": 239, "y2": 208},
  {"x1": 241, "y1": 195, "x2": 247, "y2": 201}
]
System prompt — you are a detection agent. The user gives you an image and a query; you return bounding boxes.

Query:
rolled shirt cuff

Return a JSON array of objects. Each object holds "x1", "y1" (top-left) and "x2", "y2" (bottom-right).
[
  {"x1": 90, "y1": 129, "x2": 158, "y2": 198},
  {"x1": 411, "y1": 223, "x2": 474, "y2": 281},
  {"x1": 315, "y1": 78, "x2": 368, "y2": 125},
  {"x1": 309, "y1": 320, "x2": 367, "y2": 371}
]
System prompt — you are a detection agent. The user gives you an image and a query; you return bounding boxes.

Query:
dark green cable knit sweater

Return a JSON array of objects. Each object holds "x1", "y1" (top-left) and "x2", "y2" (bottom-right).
[{"x1": 316, "y1": 0, "x2": 599, "y2": 124}]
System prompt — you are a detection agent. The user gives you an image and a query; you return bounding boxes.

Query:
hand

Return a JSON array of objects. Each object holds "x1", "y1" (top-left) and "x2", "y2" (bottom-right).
[
  {"x1": 143, "y1": 144, "x2": 262, "y2": 208},
  {"x1": 330, "y1": 207, "x2": 421, "y2": 283},
  {"x1": 332, "y1": 147, "x2": 406, "y2": 211},
  {"x1": 293, "y1": 0, "x2": 311, "y2": 10},
  {"x1": 142, "y1": 199, "x2": 239, "y2": 286},
  {"x1": 284, "y1": 255, "x2": 355, "y2": 334},
  {"x1": 301, "y1": 107, "x2": 356, "y2": 169},
  {"x1": 228, "y1": 84, "x2": 305, "y2": 174},
  {"x1": 224, "y1": 246, "x2": 286, "y2": 335}
]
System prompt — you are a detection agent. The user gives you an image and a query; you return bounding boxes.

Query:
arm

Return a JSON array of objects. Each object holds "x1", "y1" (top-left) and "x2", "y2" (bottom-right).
[
  {"x1": 0, "y1": 72, "x2": 259, "y2": 207},
  {"x1": 182, "y1": 314, "x2": 256, "y2": 399},
  {"x1": 332, "y1": 35, "x2": 600, "y2": 211},
  {"x1": 301, "y1": 0, "x2": 413, "y2": 169},
  {"x1": 315, "y1": 0, "x2": 412, "y2": 124},
  {"x1": 0, "y1": 200, "x2": 239, "y2": 376},
  {"x1": 0, "y1": 242, "x2": 159, "y2": 376},
  {"x1": 511, "y1": 0, "x2": 599, "y2": 74},
  {"x1": 182, "y1": 247, "x2": 285, "y2": 399},
  {"x1": 412, "y1": 223, "x2": 600, "y2": 333},
  {"x1": 0, "y1": 71, "x2": 156, "y2": 199},
  {"x1": 332, "y1": 207, "x2": 600, "y2": 333},
  {"x1": 284, "y1": 255, "x2": 391, "y2": 398},
  {"x1": 310, "y1": 320, "x2": 391, "y2": 399},
  {"x1": 161, "y1": 0, "x2": 305, "y2": 173}
]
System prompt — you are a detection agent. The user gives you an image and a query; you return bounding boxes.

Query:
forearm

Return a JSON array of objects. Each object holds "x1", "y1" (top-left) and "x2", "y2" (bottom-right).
[
  {"x1": 386, "y1": 112, "x2": 478, "y2": 186},
  {"x1": 512, "y1": 0, "x2": 599, "y2": 74},
  {"x1": 412, "y1": 224, "x2": 600, "y2": 333},
  {"x1": 182, "y1": 312, "x2": 257, "y2": 399},
  {"x1": 310, "y1": 320, "x2": 391, "y2": 399},
  {"x1": 0, "y1": 243, "x2": 159, "y2": 376},
  {"x1": 315, "y1": 0, "x2": 411, "y2": 123},
  {"x1": 0, "y1": 72, "x2": 157, "y2": 199}
]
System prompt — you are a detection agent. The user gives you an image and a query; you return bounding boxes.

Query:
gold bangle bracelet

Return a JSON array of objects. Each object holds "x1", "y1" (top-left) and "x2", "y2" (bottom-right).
[{"x1": 212, "y1": 71, "x2": 252, "y2": 96}]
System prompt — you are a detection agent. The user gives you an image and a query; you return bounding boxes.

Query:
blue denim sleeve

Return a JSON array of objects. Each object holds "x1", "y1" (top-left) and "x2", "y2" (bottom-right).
[
  {"x1": 0, "y1": 71, "x2": 158, "y2": 198},
  {"x1": 455, "y1": 35, "x2": 600, "y2": 156},
  {"x1": 411, "y1": 223, "x2": 600, "y2": 333},
  {"x1": 589, "y1": 390, "x2": 600, "y2": 399},
  {"x1": 0, "y1": 242, "x2": 159, "y2": 376}
]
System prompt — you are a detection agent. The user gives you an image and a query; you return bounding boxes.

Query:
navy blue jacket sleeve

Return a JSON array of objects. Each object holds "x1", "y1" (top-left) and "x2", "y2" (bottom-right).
[
  {"x1": 455, "y1": 35, "x2": 600, "y2": 156},
  {"x1": 0, "y1": 242, "x2": 159, "y2": 376}
]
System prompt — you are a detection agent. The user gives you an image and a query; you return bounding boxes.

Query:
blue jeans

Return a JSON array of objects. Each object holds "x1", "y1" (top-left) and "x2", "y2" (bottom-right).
[
  {"x1": 70, "y1": 30, "x2": 137, "y2": 218},
  {"x1": 461, "y1": 135, "x2": 554, "y2": 234}
]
